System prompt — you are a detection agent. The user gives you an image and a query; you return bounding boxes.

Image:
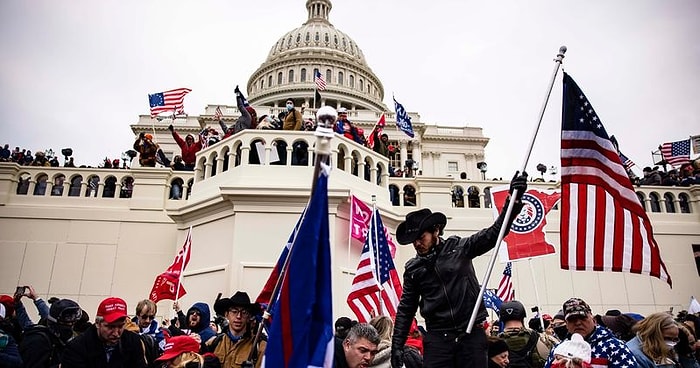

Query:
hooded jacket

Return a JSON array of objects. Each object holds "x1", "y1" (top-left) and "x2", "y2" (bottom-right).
[
  {"x1": 171, "y1": 131, "x2": 202, "y2": 166},
  {"x1": 187, "y1": 303, "x2": 216, "y2": 347}
]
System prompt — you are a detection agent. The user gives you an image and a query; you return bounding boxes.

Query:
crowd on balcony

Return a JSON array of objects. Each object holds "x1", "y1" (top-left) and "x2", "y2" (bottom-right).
[
  {"x1": 636, "y1": 162, "x2": 700, "y2": 187},
  {"x1": 1, "y1": 283, "x2": 698, "y2": 368}
]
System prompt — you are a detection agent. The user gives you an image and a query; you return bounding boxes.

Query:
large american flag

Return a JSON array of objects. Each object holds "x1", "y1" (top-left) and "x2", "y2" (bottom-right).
[
  {"x1": 314, "y1": 70, "x2": 327, "y2": 91},
  {"x1": 496, "y1": 262, "x2": 515, "y2": 302},
  {"x1": 560, "y1": 73, "x2": 671, "y2": 287},
  {"x1": 347, "y1": 208, "x2": 402, "y2": 323},
  {"x1": 148, "y1": 88, "x2": 191, "y2": 117},
  {"x1": 660, "y1": 139, "x2": 691, "y2": 167}
]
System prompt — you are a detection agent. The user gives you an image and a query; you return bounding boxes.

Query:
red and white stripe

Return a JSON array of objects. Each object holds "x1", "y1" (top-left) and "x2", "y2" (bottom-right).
[
  {"x1": 347, "y1": 252, "x2": 402, "y2": 323},
  {"x1": 150, "y1": 88, "x2": 192, "y2": 117},
  {"x1": 561, "y1": 130, "x2": 671, "y2": 286}
]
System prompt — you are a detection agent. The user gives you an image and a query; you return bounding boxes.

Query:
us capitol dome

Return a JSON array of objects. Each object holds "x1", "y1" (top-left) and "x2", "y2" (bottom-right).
[{"x1": 247, "y1": 0, "x2": 387, "y2": 112}]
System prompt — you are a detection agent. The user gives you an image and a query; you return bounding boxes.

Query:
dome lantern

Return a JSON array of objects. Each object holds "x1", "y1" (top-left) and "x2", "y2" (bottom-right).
[{"x1": 304, "y1": 0, "x2": 332, "y2": 25}]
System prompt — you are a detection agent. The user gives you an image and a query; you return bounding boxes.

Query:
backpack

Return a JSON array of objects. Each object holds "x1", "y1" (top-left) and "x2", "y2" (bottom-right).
[
  {"x1": 500, "y1": 328, "x2": 540, "y2": 368},
  {"x1": 22, "y1": 325, "x2": 65, "y2": 367}
]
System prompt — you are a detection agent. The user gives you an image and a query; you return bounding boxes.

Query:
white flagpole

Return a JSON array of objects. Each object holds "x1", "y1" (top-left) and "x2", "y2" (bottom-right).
[
  {"x1": 467, "y1": 46, "x2": 566, "y2": 333},
  {"x1": 371, "y1": 195, "x2": 384, "y2": 317},
  {"x1": 527, "y1": 259, "x2": 545, "y2": 333}
]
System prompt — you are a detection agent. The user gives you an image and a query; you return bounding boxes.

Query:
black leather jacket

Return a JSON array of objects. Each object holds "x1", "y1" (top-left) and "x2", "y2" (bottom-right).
[{"x1": 392, "y1": 202, "x2": 522, "y2": 349}]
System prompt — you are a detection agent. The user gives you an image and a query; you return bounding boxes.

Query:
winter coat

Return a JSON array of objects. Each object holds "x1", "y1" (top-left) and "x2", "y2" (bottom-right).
[
  {"x1": 283, "y1": 109, "x2": 303, "y2": 130},
  {"x1": 392, "y1": 202, "x2": 522, "y2": 350},
  {"x1": 60, "y1": 325, "x2": 147, "y2": 368},
  {"x1": 171, "y1": 131, "x2": 202, "y2": 166},
  {"x1": 369, "y1": 340, "x2": 391, "y2": 368},
  {"x1": 210, "y1": 331, "x2": 266, "y2": 368},
  {"x1": 187, "y1": 303, "x2": 217, "y2": 349}
]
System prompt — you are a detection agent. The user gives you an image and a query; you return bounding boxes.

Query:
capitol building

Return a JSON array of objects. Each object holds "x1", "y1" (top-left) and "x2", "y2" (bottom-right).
[{"x1": 1, "y1": 0, "x2": 698, "y2": 323}]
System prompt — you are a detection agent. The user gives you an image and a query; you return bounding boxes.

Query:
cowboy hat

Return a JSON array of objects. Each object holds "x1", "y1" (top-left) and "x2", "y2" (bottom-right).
[
  {"x1": 396, "y1": 209, "x2": 447, "y2": 245},
  {"x1": 213, "y1": 291, "x2": 260, "y2": 316}
]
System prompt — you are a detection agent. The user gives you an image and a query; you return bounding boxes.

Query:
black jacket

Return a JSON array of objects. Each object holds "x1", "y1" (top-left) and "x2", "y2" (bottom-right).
[
  {"x1": 392, "y1": 202, "x2": 522, "y2": 349},
  {"x1": 19, "y1": 324, "x2": 66, "y2": 368},
  {"x1": 60, "y1": 325, "x2": 146, "y2": 368}
]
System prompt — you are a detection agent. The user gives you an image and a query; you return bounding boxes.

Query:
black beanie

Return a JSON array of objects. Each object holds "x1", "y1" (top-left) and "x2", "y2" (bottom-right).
[{"x1": 488, "y1": 338, "x2": 509, "y2": 358}]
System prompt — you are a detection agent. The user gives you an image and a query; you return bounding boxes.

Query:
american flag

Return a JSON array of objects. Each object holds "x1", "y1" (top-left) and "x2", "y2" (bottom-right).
[
  {"x1": 496, "y1": 262, "x2": 515, "y2": 302},
  {"x1": 660, "y1": 139, "x2": 691, "y2": 167},
  {"x1": 148, "y1": 88, "x2": 191, "y2": 117},
  {"x1": 314, "y1": 70, "x2": 327, "y2": 91},
  {"x1": 347, "y1": 208, "x2": 403, "y2": 323},
  {"x1": 213, "y1": 106, "x2": 223, "y2": 121},
  {"x1": 618, "y1": 152, "x2": 635, "y2": 170},
  {"x1": 560, "y1": 73, "x2": 671, "y2": 287}
]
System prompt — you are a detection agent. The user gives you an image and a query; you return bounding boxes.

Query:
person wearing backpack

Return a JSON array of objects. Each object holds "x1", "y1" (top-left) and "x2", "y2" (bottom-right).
[
  {"x1": 20, "y1": 299, "x2": 83, "y2": 368},
  {"x1": 499, "y1": 300, "x2": 555, "y2": 368}
]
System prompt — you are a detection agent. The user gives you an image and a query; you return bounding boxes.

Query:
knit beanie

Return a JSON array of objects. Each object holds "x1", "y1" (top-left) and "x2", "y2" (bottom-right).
[
  {"x1": 553, "y1": 333, "x2": 591, "y2": 363},
  {"x1": 488, "y1": 338, "x2": 509, "y2": 358}
]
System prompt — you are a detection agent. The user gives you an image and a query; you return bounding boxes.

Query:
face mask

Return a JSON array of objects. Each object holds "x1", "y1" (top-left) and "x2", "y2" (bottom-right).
[
  {"x1": 286, "y1": 104, "x2": 293, "y2": 111},
  {"x1": 554, "y1": 325, "x2": 568, "y2": 340},
  {"x1": 666, "y1": 341, "x2": 677, "y2": 349}
]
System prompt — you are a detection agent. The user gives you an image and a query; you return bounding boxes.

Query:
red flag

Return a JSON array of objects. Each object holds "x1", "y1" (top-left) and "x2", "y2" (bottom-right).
[
  {"x1": 561, "y1": 73, "x2": 671, "y2": 286},
  {"x1": 491, "y1": 187, "x2": 561, "y2": 261},
  {"x1": 366, "y1": 113, "x2": 386, "y2": 149},
  {"x1": 149, "y1": 227, "x2": 192, "y2": 302},
  {"x1": 496, "y1": 262, "x2": 515, "y2": 302},
  {"x1": 347, "y1": 208, "x2": 403, "y2": 323},
  {"x1": 350, "y1": 195, "x2": 396, "y2": 257}
]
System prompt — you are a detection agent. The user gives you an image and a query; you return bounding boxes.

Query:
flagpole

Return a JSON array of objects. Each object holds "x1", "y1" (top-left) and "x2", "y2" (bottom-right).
[
  {"x1": 248, "y1": 106, "x2": 337, "y2": 364},
  {"x1": 172, "y1": 226, "x2": 191, "y2": 318},
  {"x1": 527, "y1": 259, "x2": 545, "y2": 334},
  {"x1": 467, "y1": 46, "x2": 566, "y2": 333},
  {"x1": 371, "y1": 195, "x2": 384, "y2": 316}
]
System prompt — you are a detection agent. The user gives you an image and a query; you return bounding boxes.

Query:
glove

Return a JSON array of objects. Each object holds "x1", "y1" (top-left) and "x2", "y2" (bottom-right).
[
  {"x1": 168, "y1": 124, "x2": 174, "y2": 132},
  {"x1": 509, "y1": 171, "x2": 528, "y2": 202},
  {"x1": 235, "y1": 85, "x2": 241, "y2": 97},
  {"x1": 391, "y1": 346, "x2": 404, "y2": 368}
]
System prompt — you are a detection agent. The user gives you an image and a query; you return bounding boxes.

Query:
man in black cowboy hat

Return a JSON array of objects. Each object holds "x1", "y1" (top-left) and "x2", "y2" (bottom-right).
[
  {"x1": 391, "y1": 173, "x2": 528, "y2": 368},
  {"x1": 210, "y1": 291, "x2": 266, "y2": 368}
]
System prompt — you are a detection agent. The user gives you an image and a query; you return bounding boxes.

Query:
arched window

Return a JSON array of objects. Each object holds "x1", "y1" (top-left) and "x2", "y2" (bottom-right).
[
  {"x1": 102, "y1": 177, "x2": 117, "y2": 198},
  {"x1": 292, "y1": 141, "x2": 309, "y2": 166},
  {"x1": 296, "y1": 33, "x2": 301, "y2": 43},
  {"x1": 260, "y1": 79, "x2": 264, "y2": 89},
  {"x1": 306, "y1": 32, "x2": 310, "y2": 42},
  {"x1": 636, "y1": 192, "x2": 646, "y2": 211},
  {"x1": 315, "y1": 32, "x2": 320, "y2": 42},
  {"x1": 186, "y1": 179, "x2": 194, "y2": 200},
  {"x1": 338, "y1": 72, "x2": 344, "y2": 86},
  {"x1": 170, "y1": 178, "x2": 184, "y2": 200},
  {"x1": 68, "y1": 176, "x2": 83, "y2": 197},
  {"x1": 649, "y1": 192, "x2": 661, "y2": 213},
  {"x1": 33, "y1": 174, "x2": 48, "y2": 196},
  {"x1": 389, "y1": 184, "x2": 400, "y2": 206},
  {"x1": 349, "y1": 75, "x2": 354, "y2": 88},
  {"x1": 336, "y1": 147, "x2": 346, "y2": 171},
  {"x1": 679, "y1": 193, "x2": 691, "y2": 213},
  {"x1": 452, "y1": 186, "x2": 465, "y2": 208},
  {"x1": 288, "y1": 69, "x2": 294, "y2": 83},
  {"x1": 301, "y1": 68, "x2": 307, "y2": 82},
  {"x1": 403, "y1": 185, "x2": 416, "y2": 207},
  {"x1": 51, "y1": 174, "x2": 66, "y2": 196},
  {"x1": 16, "y1": 174, "x2": 30, "y2": 195},
  {"x1": 334, "y1": 35, "x2": 338, "y2": 45},
  {"x1": 467, "y1": 186, "x2": 480, "y2": 208},
  {"x1": 277, "y1": 72, "x2": 283, "y2": 85},
  {"x1": 663, "y1": 192, "x2": 676, "y2": 213},
  {"x1": 326, "y1": 69, "x2": 332, "y2": 84},
  {"x1": 483, "y1": 187, "x2": 492, "y2": 208},
  {"x1": 359, "y1": 79, "x2": 364, "y2": 91},
  {"x1": 324, "y1": 33, "x2": 329, "y2": 43},
  {"x1": 268, "y1": 75, "x2": 273, "y2": 88},
  {"x1": 86, "y1": 176, "x2": 99, "y2": 197},
  {"x1": 120, "y1": 177, "x2": 134, "y2": 198}
]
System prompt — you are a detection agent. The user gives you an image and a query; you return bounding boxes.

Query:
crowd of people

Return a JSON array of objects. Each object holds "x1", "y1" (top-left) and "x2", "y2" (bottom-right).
[{"x1": 635, "y1": 162, "x2": 700, "y2": 187}]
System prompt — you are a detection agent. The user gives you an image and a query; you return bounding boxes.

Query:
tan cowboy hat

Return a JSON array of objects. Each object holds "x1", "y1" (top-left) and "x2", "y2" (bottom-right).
[{"x1": 396, "y1": 209, "x2": 447, "y2": 245}]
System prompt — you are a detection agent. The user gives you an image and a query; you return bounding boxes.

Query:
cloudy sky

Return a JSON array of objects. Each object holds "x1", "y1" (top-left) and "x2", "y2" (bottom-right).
[{"x1": 1, "y1": 0, "x2": 698, "y2": 179}]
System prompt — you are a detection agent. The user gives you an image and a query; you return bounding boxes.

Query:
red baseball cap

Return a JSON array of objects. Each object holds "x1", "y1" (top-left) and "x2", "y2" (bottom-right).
[
  {"x1": 156, "y1": 335, "x2": 201, "y2": 361},
  {"x1": 97, "y1": 297, "x2": 128, "y2": 323}
]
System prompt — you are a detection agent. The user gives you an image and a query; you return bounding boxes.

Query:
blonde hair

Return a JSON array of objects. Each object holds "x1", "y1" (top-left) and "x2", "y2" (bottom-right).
[
  {"x1": 369, "y1": 315, "x2": 393, "y2": 341},
  {"x1": 634, "y1": 312, "x2": 678, "y2": 363},
  {"x1": 136, "y1": 299, "x2": 157, "y2": 316},
  {"x1": 168, "y1": 352, "x2": 204, "y2": 368}
]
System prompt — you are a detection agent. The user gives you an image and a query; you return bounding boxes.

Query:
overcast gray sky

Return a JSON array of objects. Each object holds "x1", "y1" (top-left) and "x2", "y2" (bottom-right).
[{"x1": 1, "y1": 0, "x2": 698, "y2": 179}]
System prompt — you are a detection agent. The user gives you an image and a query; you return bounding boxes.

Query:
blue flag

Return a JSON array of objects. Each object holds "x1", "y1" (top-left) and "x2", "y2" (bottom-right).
[
  {"x1": 262, "y1": 167, "x2": 334, "y2": 368},
  {"x1": 393, "y1": 97, "x2": 414, "y2": 138},
  {"x1": 483, "y1": 289, "x2": 502, "y2": 312}
]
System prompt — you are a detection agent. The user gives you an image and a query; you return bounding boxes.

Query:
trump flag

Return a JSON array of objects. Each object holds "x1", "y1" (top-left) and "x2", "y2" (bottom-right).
[
  {"x1": 149, "y1": 227, "x2": 192, "y2": 302},
  {"x1": 491, "y1": 187, "x2": 561, "y2": 261},
  {"x1": 350, "y1": 195, "x2": 397, "y2": 257}
]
